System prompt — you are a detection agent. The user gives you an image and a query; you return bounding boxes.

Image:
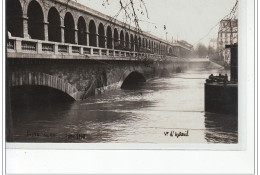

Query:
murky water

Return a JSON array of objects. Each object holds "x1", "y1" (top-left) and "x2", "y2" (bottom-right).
[{"x1": 10, "y1": 68, "x2": 238, "y2": 143}]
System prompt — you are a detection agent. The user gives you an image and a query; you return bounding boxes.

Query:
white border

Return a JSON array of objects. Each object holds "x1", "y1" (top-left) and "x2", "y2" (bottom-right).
[{"x1": 3, "y1": 0, "x2": 256, "y2": 173}]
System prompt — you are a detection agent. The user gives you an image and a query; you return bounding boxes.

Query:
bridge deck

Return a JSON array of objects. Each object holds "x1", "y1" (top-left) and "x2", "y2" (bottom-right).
[{"x1": 7, "y1": 37, "x2": 180, "y2": 61}]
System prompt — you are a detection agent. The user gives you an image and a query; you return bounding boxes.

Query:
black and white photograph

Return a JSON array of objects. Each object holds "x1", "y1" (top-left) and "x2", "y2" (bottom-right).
[{"x1": 6, "y1": 0, "x2": 239, "y2": 145}]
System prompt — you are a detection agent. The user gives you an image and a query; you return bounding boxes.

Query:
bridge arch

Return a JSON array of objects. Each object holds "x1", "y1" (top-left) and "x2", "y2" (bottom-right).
[
  {"x1": 121, "y1": 71, "x2": 146, "y2": 89},
  {"x1": 48, "y1": 7, "x2": 61, "y2": 42},
  {"x1": 106, "y1": 26, "x2": 113, "y2": 49},
  {"x1": 130, "y1": 34, "x2": 134, "y2": 51},
  {"x1": 169, "y1": 47, "x2": 173, "y2": 55},
  {"x1": 98, "y1": 23, "x2": 105, "y2": 48},
  {"x1": 147, "y1": 40, "x2": 150, "y2": 52},
  {"x1": 125, "y1": 32, "x2": 129, "y2": 50},
  {"x1": 114, "y1": 28, "x2": 119, "y2": 49},
  {"x1": 151, "y1": 41, "x2": 154, "y2": 53},
  {"x1": 27, "y1": 0, "x2": 45, "y2": 40},
  {"x1": 145, "y1": 39, "x2": 148, "y2": 52},
  {"x1": 138, "y1": 37, "x2": 142, "y2": 52},
  {"x1": 64, "y1": 12, "x2": 75, "y2": 44},
  {"x1": 120, "y1": 30, "x2": 125, "y2": 50},
  {"x1": 89, "y1": 20, "x2": 97, "y2": 47},
  {"x1": 9, "y1": 72, "x2": 78, "y2": 100},
  {"x1": 142, "y1": 38, "x2": 145, "y2": 51},
  {"x1": 162, "y1": 45, "x2": 165, "y2": 55},
  {"x1": 7, "y1": 0, "x2": 23, "y2": 38},
  {"x1": 134, "y1": 35, "x2": 138, "y2": 52},
  {"x1": 77, "y1": 16, "x2": 87, "y2": 45}
]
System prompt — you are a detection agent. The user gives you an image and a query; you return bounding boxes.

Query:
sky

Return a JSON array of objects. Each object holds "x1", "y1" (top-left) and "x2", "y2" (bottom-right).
[{"x1": 77, "y1": 0, "x2": 237, "y2": 47}]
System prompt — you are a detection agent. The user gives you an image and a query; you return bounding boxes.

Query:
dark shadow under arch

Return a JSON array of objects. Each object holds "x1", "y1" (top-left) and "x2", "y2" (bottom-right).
[
  {"x1": 98, "y1": 23, "x2": 105, "y2": 48},
  {"x1": 89, "y1": 20, "x2": 96, "y2": 47},
  {"x1": 106, "y1": 26, "x2": 112, "y2": 49},
  {"x1": 121, "y1": 71, "x2": 146, "y2": 89},
  {"x1": 125, "y1": 32, "x2": 129, "y2": 50},
  {"x1": 27, "y1": 0, "x2": 44, "y2": 40},
  {"x1": 10, "y1": 85, "x2": 75, "y2": 110},
  {"x1": 6, "y1": 0, "x2": 23, "y2": 37},
  {"x1": 120, "y1": 30, "x2": 124, "y2": 50},
  {"x1": 64, "y1": 12, "x2": 75, "y2": 44},
  {"x1": 130, "y1": 34, "x2": 134, "y2": 51},
  {"x1": 114, "y1": 28, "x2": 119, "y2": 49},
  {"x1": 48, "y1": 7, "x2": 61, "y2": 42},
  {"x1": 77, "y1": 16, "x2": 87, "y2": 45}
]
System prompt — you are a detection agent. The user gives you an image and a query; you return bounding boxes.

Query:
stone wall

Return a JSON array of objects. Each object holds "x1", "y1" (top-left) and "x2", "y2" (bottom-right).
[{"x1": 8, "y1": 58, "x2": 194, "y2": 100}]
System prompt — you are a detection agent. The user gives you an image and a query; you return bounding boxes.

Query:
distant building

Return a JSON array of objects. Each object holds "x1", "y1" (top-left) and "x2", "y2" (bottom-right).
[
  {"x1": 173, "y1": 40, "x2": 193, "y2": 58},
  {"x1": 217, "y1": 19, "x2": 238, "y2": 64}
]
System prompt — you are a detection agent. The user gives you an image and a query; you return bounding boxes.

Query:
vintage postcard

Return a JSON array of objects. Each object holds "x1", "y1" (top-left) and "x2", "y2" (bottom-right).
[{"x1": 5, "y1": 0, "x2": 242, "y2": 148}]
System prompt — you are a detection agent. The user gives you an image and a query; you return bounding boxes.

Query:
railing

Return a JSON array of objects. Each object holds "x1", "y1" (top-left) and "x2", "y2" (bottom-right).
[
  {"x1": 93, "y1": 49, "x2": 99, "y2": 55},
  {"x1": 83, "y1": 48, "x2": 91, "y2": 54},
  {"x1": 42, "y1": 43, "x2": 54, "y2": 52},
  {"x1": 22, "y1": 41, "x2": 37, "y2": 51},
  {"x1": 101, "y1": 49, "x2": 107, "y2": 56},
  {"x1": 72, "y1": 46, "x2": 80, "y2": 54},
  {"x1": 6, "y1": 37, "x2": 178, "y2": 60},
  {"x1": 115, "y1": 51, "x2": 120, "y2": 56},
  {"x1": 109, "y1": 50, "x2": 114, "y2": 56},
  {"x1": 7, "y1": 39, "x2": 15, "y2": 50},
  {"x1": 58, "y1": 45, "x2": 68, "y2": 53}
]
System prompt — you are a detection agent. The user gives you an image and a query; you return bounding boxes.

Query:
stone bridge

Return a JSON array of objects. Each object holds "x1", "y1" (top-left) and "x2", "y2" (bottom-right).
[
  {"x1": 6, "y1": 0, "x2": 202, "y2": 102},
  {"x1": 7, "y1": 0, "x2": 193, "y2": 57},
  {"x1": 8, "y1": 58, "x2": 199, "y2": 101}
]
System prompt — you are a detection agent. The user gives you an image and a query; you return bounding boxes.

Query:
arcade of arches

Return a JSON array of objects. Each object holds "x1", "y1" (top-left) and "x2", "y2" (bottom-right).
[{"x1": 6, "y1": 0, "x2": 175, "y2": 55}]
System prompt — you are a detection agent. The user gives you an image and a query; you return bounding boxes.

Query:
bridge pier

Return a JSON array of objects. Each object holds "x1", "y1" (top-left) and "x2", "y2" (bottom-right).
[{"x1": 22, "y1": 16, "x2": 29, "y2": 39}]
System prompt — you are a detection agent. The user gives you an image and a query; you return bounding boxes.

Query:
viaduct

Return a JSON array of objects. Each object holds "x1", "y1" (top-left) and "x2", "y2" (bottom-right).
[{"x1": 6, "y1": 0, "x2": 201, "y2": 101}]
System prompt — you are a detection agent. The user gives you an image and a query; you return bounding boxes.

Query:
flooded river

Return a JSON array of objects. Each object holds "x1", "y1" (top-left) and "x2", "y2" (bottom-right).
[{"x1": 10, "y1": 68, "x2": 238, "y2": 143}]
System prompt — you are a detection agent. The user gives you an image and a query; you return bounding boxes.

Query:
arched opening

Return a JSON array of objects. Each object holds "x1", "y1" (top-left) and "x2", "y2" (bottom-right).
[
  {"x1": 11, "y1": 85, "x2": 75, "y2": 110},
  {"x1": 48, "y1": 7, "x2": 61, "y2": 42},
  {"x1": 162, "y1": 45, "x2": 164, "y2": 55},
  {"x1": 130, "y1": 34, "x2": 134, "y2": 51},
  {"x1": 121, "y1": 71, "x2": 146, "y2": 89},
  {"x1": 142, "y1": 38, "x2": 145, "y2": 51},
  {"x1": 138, "y1": 37, "x2": 142, "y2": 52},
  {"x1": 148, "y1": 40, "x2": 151, "y2": 53},
  {"x1": 151, "y1": 41, "x2": 154, "y2": 53},
  {"x1": 89, "y1": 20, "x2": 97, "y2": 47},
  {"x1": 125, "y1": 32, "x2": 129, "y2": 50},
  {"x1": 134, "y1": 35, "x2": 138, "y2": 52},
  {"x1": 146, "y1": 39, "x2": 149, "y2": 52},
  {"x1": 64, "y1": 12, "x2": 75, "y2": 44},
  {"x1": 6, "y1": 0, "x2": 23, "y2": 37},
  {"x1": 77, "y1": 16, "x2": 87, "y2": 45},
  {"x1": 98, "y1": 23, "x2": 105, "y2": 48},
  {"x1": 162, "y1": 45, "x2": 164, "y2": 54},
  {"x1": 114, "y1": 28, "x2": 119, "y2": 49},
  {"x1": 120, "y1": 30, "x2": 124, "y2": 50},
  {"x1": 27, "y1": 0, "x2": 44, "y2": 40},
  {"x1": 106, "y1": 26, "x2": 112, "y2": 49},
  {"x1": 169, "y1": 47, "x2": 173, "y2": 55}
]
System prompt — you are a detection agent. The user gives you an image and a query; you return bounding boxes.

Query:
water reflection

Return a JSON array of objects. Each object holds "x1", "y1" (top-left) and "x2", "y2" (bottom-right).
[
  {"x1": 204, "y1": 112, "x2": 238, "y2": 143},
  {"x1": 10, "y1": 69, "x2": 238, "y2": 143}
]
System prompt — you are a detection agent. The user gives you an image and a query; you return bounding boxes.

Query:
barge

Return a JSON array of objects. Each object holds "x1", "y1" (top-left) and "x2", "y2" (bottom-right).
[{"x1": 204, "y1": 44, "x2": 238, "y2": 115}]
